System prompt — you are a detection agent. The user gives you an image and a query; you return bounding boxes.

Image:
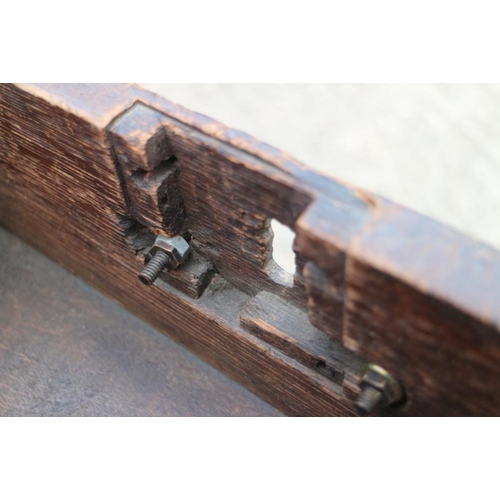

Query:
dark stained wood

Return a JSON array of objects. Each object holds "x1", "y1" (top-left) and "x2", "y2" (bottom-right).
[
  {"x1": 303, "y1": 261, "x2": 345, "y2": 342},
  {"x1": 0, "y1": 227, "x2": 281, "y2": 417},
  {"x1": 109, "y1": 101, "x2": 312, "y2": 306},
  {"x1": 240, "y1": 291, "x2": 364, "y2": 415},
  {"x1": 343, "y1": 203, "x2": 500, "y2": 416},
  {"x1": 0, "y1": 83, "x2": 357, "y2": 416},
  {"x1": 2, "y1": 83, "x2": 500, "y2": 416}
]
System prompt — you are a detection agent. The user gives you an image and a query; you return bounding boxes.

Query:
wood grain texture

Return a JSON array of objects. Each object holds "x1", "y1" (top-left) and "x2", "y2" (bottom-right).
[
  {"x1": 240, "y1": 292, "x2": 364, "y2": 415},
  {"x1": 0, "y1": 83, "x2": 354, "y2": 416},
  {"x1": 344, "y1": 203, "x2": 500, "y2": 415},
  {"x1": 2, "y1": 83, "x2": 500, "y2": 416},
  {"x1": 0, "y1": 228, "x2": 280, "y2": 417},
  {"x1": 110, "y1": 101, "x2": 313, "y2": 306}
]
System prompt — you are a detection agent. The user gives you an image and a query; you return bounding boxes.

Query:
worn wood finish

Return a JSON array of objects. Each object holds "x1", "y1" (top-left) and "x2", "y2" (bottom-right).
[
  {"x1": 1, "y1": 83, "x2": 500, "y2": 416},
  {"x1": 110, "y1": 101, "x2": 312, "y2": 305},
  {"x1": 240, "y1": 292, "x2": 363, "y2": 411},
  {"x1": 0, "y1": 228, "x2": 280, "y2": 417}
]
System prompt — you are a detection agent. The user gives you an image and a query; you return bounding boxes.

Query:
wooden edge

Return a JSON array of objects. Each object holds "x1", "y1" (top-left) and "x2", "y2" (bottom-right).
[{"x1": 2, "y1": 83, "x2": 500, "y2": 415}]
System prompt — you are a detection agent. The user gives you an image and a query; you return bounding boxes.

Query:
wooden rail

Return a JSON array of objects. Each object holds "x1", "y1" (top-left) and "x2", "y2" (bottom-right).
[{"x1": 1, "y1": 83, "x2": 499, "y2": 415}]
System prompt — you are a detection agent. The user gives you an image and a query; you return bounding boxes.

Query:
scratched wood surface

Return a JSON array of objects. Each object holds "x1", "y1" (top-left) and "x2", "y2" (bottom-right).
[{"x1": 1, "y1": 83, "x2": 500, "y2": 416}]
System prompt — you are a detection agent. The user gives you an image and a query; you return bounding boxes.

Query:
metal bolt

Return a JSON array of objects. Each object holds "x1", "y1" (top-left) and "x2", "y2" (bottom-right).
[
  {"x1": 354, "y1": 364, "x2": 404, "y2": 415},
  {"x1": 138, "y1": 235, "x2": 190, "y2": 286},
  {"x1": 139, "y1": 252, "x2": 171, "y2": 286},
  {"x1": 355, "y1": 386, "x2": 384, "y2": 415}
]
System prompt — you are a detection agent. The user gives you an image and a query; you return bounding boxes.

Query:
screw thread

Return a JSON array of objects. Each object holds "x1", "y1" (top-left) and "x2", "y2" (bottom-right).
[
  {"x1": 139, "y1": 252, "x2": 170, "y2": 286},
  {"x1": 354, "y1": 386, "x2": 383, "y2": 415}
]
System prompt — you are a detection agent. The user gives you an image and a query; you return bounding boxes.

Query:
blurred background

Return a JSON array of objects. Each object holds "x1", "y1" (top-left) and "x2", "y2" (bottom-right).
[{"x1": 142, "y1": 84, "x2": 500, "y2": 273}]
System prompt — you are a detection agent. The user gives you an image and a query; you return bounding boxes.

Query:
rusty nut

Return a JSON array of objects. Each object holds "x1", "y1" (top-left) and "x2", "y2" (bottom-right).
[{"x1": 146, "y1": 235, "x2": 190, "y2": 270}]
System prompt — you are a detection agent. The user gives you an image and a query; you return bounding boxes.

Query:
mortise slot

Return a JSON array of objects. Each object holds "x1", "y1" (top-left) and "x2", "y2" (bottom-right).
[
  {"x1": 130, "y1": 157, "x2": 178, "y2": 183},
  {"x1": 271, "y1": 219, "x2": 296, "y2": 275},
  {"x1": 240, "y1": 292, "x2": 364, "y2": 391}
]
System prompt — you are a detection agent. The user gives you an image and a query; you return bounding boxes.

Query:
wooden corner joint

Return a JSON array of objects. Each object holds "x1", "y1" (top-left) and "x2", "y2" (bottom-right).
[
  {"x1": 107, "y1": 97, "x2": 500, "y2": 416},
  {"x1": 3, "y1": 83, "x2": 500, "y2": 415}
]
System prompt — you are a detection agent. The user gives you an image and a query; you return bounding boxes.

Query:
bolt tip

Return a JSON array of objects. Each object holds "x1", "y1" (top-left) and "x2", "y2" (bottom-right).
[
  {"x1": 354, "y1": 386, "x2": 383, "y2": 415},
  {"x1": 138, "y1": 252, "x2": 171, "y2": 286},
  {"x1": 353, "y1": 402, "x2": 371, "y2": 416},
  {"x1": 138, "y1": 273, "x2": 154, "y2": 286}
]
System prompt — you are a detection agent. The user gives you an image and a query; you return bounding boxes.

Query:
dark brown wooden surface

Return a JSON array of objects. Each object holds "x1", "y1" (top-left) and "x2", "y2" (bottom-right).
[
  {"x1": 0, "y1": 227, "x2": 281, "y2": 417},
  {"x1": 1, "y1": 83, "x2": 500, "y2": 416}
]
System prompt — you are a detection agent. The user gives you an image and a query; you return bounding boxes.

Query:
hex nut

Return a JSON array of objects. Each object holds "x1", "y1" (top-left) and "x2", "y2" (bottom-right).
[
  {"x1": 359, "y1": 364, "x2": 404, "y2": 407},
  {"x1": 147, "y1": 235, "x2": 190, "y2": 270}
]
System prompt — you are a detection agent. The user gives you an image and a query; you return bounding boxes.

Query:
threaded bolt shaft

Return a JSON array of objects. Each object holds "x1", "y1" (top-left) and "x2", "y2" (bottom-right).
[
  {"x1": 354, "y1": 386, "x2": 384, "y2": 415},
  {"x1": 139, "y1": 252, "x2": 170, "y2": 286}
]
